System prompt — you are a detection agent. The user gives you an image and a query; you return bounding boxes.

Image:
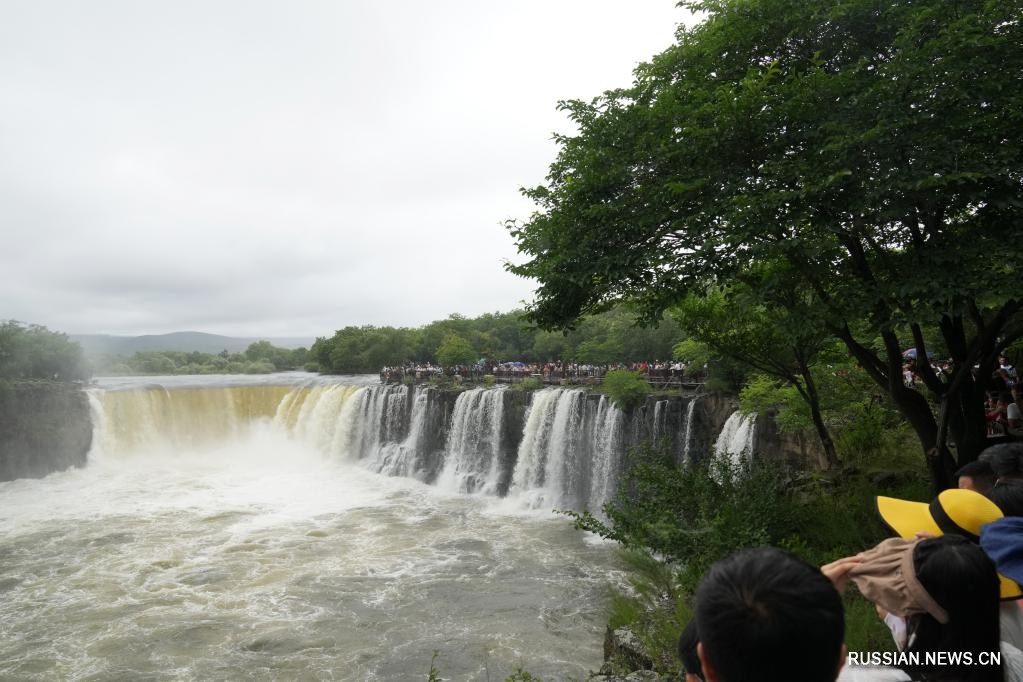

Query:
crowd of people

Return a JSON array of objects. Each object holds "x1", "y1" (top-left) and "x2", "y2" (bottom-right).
[
  {"x1": 678, "y1": 442, "x2": 1023, "y2": 682},
  {"x1": 900, "y1": 354, "x2": 1021, "y2": 439},
  {"x1": 379, "y1": 359, "x2": 700, "y2": 385},
  {"x1": 987, "y1": 388, "x2": 1023, "y2": 438},
  {"x1": 902, "y1": 355, "x2": 1017, "y2": 392}
]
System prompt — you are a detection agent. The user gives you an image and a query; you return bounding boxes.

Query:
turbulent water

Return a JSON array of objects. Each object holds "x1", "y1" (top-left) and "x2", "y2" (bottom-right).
[{"x1": 0, "y1": 374, "x2": 623, "y2": 681}]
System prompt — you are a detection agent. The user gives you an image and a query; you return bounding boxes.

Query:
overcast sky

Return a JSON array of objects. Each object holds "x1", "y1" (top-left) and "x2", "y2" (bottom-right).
[{"x1": 1, "y1": 1, "x2": 690, "y2": 337}]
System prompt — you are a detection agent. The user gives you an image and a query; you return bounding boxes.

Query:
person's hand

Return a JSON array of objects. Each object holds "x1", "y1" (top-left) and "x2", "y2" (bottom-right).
[
  {"x1": 914, "y1": 531, "x2": 935, "y2": 540},
  {"x1": 821, "y1": 556, "x2": 861, "y2": 594}
]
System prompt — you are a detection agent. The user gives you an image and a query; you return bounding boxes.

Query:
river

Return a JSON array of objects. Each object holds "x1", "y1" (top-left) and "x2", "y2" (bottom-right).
[{"x1": 0, "y1": 374, "x2": 621, "y2": 681}]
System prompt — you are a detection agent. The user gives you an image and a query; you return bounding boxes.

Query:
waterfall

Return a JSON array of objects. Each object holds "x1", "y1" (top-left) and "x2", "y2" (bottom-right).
[
  {"x1": 436, "y1": 388, "x2": 505, "y2": 494},
  {"x1": 588, "y1": 395, "x2": 624, "y2": 512},
  {"x1": 90, "y1": 385, "x2": 294, "y2": 456},
  {"x1": 681, "y1": 394, "x2": 700, "y2": 462},
  {"x1": 285, "y1": 384, "x2": 362, "y2": 453},
  {"x1": 370, "y1": 387, "x2": 434, "y2": 479},
  {"x1": 85, "y1": 380, "x2": 675, "y2": 513},
  {"x1": 85, "y1": 388, "x2": 109, "y2": 462},
  {"x1": 336, "y1": 385, "x2": 405, "y2": 462},
  {"x1": 713, "y1": 411, "x2": 756, "y2": 466},
  {"x1": 508, "y1": 389, "x2": 591, "y2": 510},
  {"x1": 651, "y1": 400, "x2": 666, "y2": 442}
]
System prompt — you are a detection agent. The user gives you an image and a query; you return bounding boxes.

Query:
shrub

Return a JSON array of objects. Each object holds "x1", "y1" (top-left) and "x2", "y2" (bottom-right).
[
  {"x1": 518, "y1": 376, "x2": 543, "y2": 391},
  {"x1": 304, "y1": 362, "x2": 320, "y2": 373},
  {"x1": 562, "y1": 441, "x2": 923, "y2": 669},
  {"x1": 601, "y1": 369, "x2": 651, "y2": 411},
  {"x1": 483, "y1": 374, "x2": 496, "y2": 388},
  {"x1": 244, "y1": 361, "x2": 276, "y2": 374}
]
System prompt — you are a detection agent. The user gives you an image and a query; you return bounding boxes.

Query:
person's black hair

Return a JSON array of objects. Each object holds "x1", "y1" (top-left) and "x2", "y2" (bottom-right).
[
  {"x1": 902, "y1": 536, "x2": 1002, "y2": 682},
  {"x1": 987, "y1": 480, "x2": 1023, "y2": 517},
  {"x1": 695, "y1": 547, "x2": 844, "y2": 682},
  {"x1": 981, "y1": 442, "x2": 1023, "y2": 478},
  {"x1": 677, "y1": 619, "x2": 703, "y2": 679},
  {"x1": 955, "y1": 459, "x2": 996, "y2": 489}
]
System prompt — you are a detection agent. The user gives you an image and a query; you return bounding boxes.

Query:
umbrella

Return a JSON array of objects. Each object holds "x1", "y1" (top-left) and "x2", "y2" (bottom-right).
[{"x1": 902, "y1": 348, "x2": 936, "y2": 360}]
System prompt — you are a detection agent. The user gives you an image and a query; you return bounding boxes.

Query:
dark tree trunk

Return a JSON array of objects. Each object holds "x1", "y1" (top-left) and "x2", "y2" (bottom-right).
[
  {"x1": 889, "y1": 385, "x2": 953, "y2": 493},
  {"x1": 943, "y1": 377, "x2": 989, "y2": 467},
  {"x1": 835, "y1": 325, "x2": 952, "y2": 491},
  {"x1": 799, "y1": 365, "x2": 839, "y2": 469}
]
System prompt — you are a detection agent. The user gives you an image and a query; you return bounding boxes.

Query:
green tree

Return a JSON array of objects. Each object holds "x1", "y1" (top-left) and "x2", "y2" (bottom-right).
[
  {"x1": 0, "y1": 321, "x2": 89, "y2": 381},
  {"x1": 602, "y1": 369, "x2": 652, "y2": 411},
  {"x1": 131, "y1": 352, "x2": 177, "y2": 375},
  {"x1": 314, "y1": 326, "x2": 415, "y2": 374},
  {"x1": 673, "y1": 282, "x2": 839, "y2": 467},
  {"x1": 531, "y1": 330, "x2": 572, "y2": 362},
  {"x1": 244, "y1": 340, "x2": 275, "y2": 363},
  {"x1": 508, "y1": 0, "x2": 1023, "y2": 488},
  {"x1": 435, "y1": 333, "x2": 476, "y2": 367}
]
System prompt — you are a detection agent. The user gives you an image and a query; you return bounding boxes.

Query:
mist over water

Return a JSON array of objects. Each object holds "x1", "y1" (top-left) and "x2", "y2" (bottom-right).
[{"x1": 0, "y1": 375, "x2": 620, "y2": 681}]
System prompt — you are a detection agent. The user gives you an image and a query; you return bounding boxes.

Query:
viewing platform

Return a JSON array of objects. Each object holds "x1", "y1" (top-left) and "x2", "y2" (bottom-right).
[{"x1": 380, "y1": 367, "x2": 706, "y2": 391}]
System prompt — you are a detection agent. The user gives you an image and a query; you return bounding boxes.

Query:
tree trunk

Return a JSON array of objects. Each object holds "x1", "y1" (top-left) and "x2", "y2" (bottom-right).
[
  {"x1": 893, "y1": 387, "x2": 952, "y2": 493},
  {"x1": 800, "y1": 365, "x2": 839, "y2": 468},
  {"x1": 836, "y1": 327, "x2": 951, "y2": 491}
]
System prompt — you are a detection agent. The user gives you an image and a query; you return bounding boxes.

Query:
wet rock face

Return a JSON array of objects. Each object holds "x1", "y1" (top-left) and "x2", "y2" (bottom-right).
[
  {"x1": 602, "y1": 626, "x2": 654, "y2": 673},
  {"x1": 752, "y1": 408, "x2": 827, "y2": 470},
  {"x1": 0, "y1": 381, "x2": 92, "y2": 481},
  {"x1": 622, "y1": 391, "x2": 739, "y2": 466}
]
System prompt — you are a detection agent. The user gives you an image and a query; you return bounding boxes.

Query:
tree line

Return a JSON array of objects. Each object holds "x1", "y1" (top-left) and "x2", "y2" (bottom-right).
[
  {"x1": 91, "y1": 340, "x2": 311, "y2": 376},
  {"x1": 310, "y1": 308, "x2": 686, "y2": 374},
  {"x1": 0, "y1": 321, "x2": 89, "y2": 382}
]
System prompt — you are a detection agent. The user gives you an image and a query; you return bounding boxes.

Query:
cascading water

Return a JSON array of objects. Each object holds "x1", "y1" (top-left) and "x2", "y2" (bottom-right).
[
  {"x1": 587, "y1": 395, "x2": 624, "y2": 513},
  {"x1": 436, "y1": 387, "x2": 506, "y2": 494},
  {"x1": 651, "y1": 399, "x2": 667, "y2": 442},
  {"x1": 713, "y1": 410, "x2": 757, "y2": 466},
  {"x1": 92, "y1": 384, "x2": 295, "y2": 456},
  {"x1": 681, "y1": 394, "x2": 700, "y2": 462},
  {"x1": 370, "y1": 386, "x2": 434, "y2": 479},
  {"x1": 508, "y1": 389, "x2": 587, "y2": 509},
  {"x1": 507, "y1": 389, "x2": 626, "y2": 512},
  {"x1": 86, "y1": 380, "x2": 697, "y2": 511}
]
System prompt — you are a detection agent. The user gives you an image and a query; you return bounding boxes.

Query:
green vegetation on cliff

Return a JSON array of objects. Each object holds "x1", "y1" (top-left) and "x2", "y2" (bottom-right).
[
  {"x1": 0, "y1": 321, "x2": 89, "y2": 381},
  {"x1": 601, "y1": 370, "x2": 652, "y2": 411},
  {"x1": 568, "y1": 438, "x2": 926, "y2": 674}
]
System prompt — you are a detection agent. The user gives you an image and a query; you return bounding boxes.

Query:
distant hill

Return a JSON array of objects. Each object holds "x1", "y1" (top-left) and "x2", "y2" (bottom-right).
[{"x1": 71, "y1": 331, "x2": 316, "y2": 357}]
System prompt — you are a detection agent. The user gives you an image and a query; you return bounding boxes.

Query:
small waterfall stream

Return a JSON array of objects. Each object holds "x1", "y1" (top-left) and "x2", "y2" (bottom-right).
[
  {"x1": 681, "y1": 394, "x2": 700, "y2": 462},
  {"x1": 713, "y1": 410, "x2": 757, "y2": 466}
]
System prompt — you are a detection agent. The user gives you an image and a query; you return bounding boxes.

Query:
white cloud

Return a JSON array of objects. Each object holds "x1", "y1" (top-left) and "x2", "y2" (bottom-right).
[{"x1": 0, "y1": 0, "x2": 690, "y2": 336}]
